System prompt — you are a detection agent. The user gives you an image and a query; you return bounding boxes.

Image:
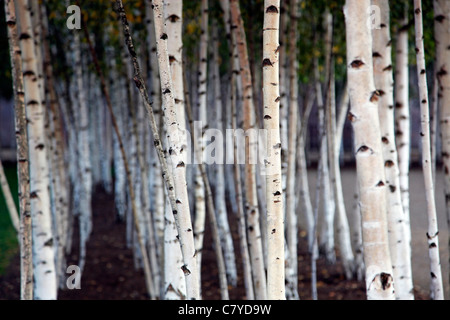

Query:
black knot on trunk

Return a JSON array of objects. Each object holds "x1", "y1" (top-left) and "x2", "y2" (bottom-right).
[
  {"x1": 376, "y1": 181, "x2": 385, "y2": 187},
  {"x1": 435, "y1": 15, "x2": 445, "y2": 23},
  {"x1": 263, "y1": 58, "x2": 273, "y2": 67},
  {"x1": 167, "y1": 14, "x2": 180, "y2": 23},
  {"x1": 266, "y1": 5, "x2": 278, "y2": 13},
  {"x1": 350, "y1": 60, "x2": 364, "y2": 68},
  {"x1": 379, "y1": 273, "x2": 392, "y2": 290}
]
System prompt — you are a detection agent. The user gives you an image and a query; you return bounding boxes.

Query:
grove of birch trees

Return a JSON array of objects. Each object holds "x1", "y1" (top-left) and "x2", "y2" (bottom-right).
[{"x1": 0, "y1": 0, "x2": 449, "y2": 300}]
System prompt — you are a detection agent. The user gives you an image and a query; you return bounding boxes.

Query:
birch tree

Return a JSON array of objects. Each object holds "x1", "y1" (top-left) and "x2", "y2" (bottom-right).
[
  {"x1": 145, "y1": 0, "x2": 165, "y2": 263},
  {"x1": 414, "y1": 0, "x2": 444, "y2": 300},
  {"x1": 372, "y1": 0, "x2": 413, "y2": 300},
  {"x1": 318, "y1": 10, "x2": 336, "y2": 263},
  {"x1": 326, "y1": 60, "x2": 355, "y2": 280},
  {"x1": 344, "y1": 0, "x2": 394, "y2": 300},
  {"x1": 285, "y1": 0, "x2": 300, "y2": 300},
  {"x1": 434, "y1": 0, "x2": 450, "y2": 293},
  {"x1": 16, "y1": 0, "x2": 57, "y2": 300},
  {"x1": 193, "y1": 0, "x2": 208, "y2": 285},
  {"x1": 230, "y1": 0, "x2": 267, "y2": 300},
  {"x1": 263, "y1": 0, "x2": 285, "y2": 300},
  {"x1": 394, "y1": 4, "x2": 411, "y2": 249},
  {"x1": 211, "y1": 25, "x2": 237, "y2": 288},
  {"x1": 4, "y1": 0, "x2": 32, "y2": 299},
  {"x1": 116, "y1": 0, "x2": 200, "y2": 299}
]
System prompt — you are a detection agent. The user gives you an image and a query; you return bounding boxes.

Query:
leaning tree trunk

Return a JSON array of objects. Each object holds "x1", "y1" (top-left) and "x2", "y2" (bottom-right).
[
  {"x1": 344, "y1": 0, "x2": 394, "y2": 300},
  {"x1": 372, "y1": 0, "x2": 413, "y2": 300},
  {"x1": 326, "y1": 59, "x2": 355, "y2": 280},
  {"x1": 263, "y1": 0, "x2": 285, "y2": 300},
  {"x1": 145, "y1": 0, "x2": 165, "y2": 266},
  {"x1": 16, "y1": 0, "x2": 57, "y2": 300},
  {"x1": 147, "y1": 0, "x2": 200, "y2": 300},
  {"x1": 434, "y1": 0, "x2": 450, "y2": 294},
  {"x1": 414, "y1": 0, "x2": 444, "y2": 300},
  {"x1": 229, "y1": 0, "x2": 267, "y2": 300},
  {"x1": 4, "y1": 0, "x2": 32, "y2": 299}
]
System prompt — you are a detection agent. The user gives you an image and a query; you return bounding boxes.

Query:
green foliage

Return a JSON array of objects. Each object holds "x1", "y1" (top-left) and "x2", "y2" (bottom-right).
[{"x1": 0, "y1": 163, "x2": 19, "y2": 275}]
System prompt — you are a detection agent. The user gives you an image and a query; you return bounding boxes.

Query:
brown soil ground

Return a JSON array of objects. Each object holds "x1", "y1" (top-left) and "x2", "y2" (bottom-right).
[{"x1": 0, "y1": 169, "x2": 434, "y2": 300}]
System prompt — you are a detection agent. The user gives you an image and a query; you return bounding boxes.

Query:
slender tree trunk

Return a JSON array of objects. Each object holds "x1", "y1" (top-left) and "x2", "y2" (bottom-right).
[
  {"x1": 296, "y1": 89, "x2": 315, "y2": 251},
  {"x1": 163, "y1": 1, "x2": 187, "y2": 298},
  {"x1": 73, "y1": 31, "x2": 92, "y2": 274},
  {"x1": 183, "y1": 63, "x2": 230, "y2": 300},
  {"x1": 318, "y1": 11, "x2": 336, "y2": 263},
  {"x1": 326, "y1": 59, "x2": 355, "y2": 280},
  {"x1": 263, "y1": 0, "x2": 285, "y2": 300},
  {"x1": 314, "y1": 52, "x2": 336, "y2": 264},
  {"x1": 284, "y1": 0, "x2": 300, "y2": 300},
  {"x1": 434, "y1": 0, "x2": 450, "y2": 294},
  {"x1": 4, "y1": 0, "x2": 32, "y2": 300},
  {"x1": 229, "y1": 52, "x2": 255, "y2": 300},
  {"x1": 193, "y1": 0, "x2": 208, "y2": 288},
  {"x1": 344, "y1": 0, "x2": 394, "y2": 300},
  {"x1": 144, "y1": 0, "x2": 200, "y2": 299},
  {"x1": 230, "y1": 0, "x2": 267, "y2": 300},
  {"x1": 16, "y1": 0, "x2": 57, "y2": 300},
  {"x1": 372, "y1": 0, "x2": 413, "y2": 300},
  {"x1": 145, "y1": 0, "x2": 164, "y2": 268},
  {"x1": 40, "y1": 2, "x2": 70, "y2": 287},
  {"x1": 212, "y1": 25, "x2": 238, "y2": 288},
  {"x1": 279, "y1": 0, "x2": 289, "y2": 198},
  {"x1": 414, "y1": 0, "x2": 444, "y2": 300},
  {"x1": 394, "y1": 7, "x2": 411, "y2": 248}
]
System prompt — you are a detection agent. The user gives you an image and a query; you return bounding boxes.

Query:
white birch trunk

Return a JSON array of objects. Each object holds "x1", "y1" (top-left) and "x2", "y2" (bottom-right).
[
  {"x1": 344, "y1": 0, "x2": 395, "y2": 300},
  {"x1": 284, "y1": 0, "x2": 300, "y2": 300},
  {"x1": 151, "y1": 0, "x2": 200, "y2": 299},
  {"x1": 414, "y1": 0, "x2": 444, "y2": 300},
  {"x1": 163, "y1": 180, "x2": 186, "y2": 299},
  {"x1": 394, "y1": 7, "x2": 411, "y2": 234},
  {"x1": 434, "y1": 0, "x2": 450, "y2": 295},
  {"x1": 5, "y1": 0, "x2": 33, "y2": 299},
  {"x1": 314, "y1": 52, "x2": 335, "y2": 264},
  {"x1": 145, "y1": 0, "x2": 165, "y2": 265},
  {"x1": 212, "y1": 26, "x2": 237, "y2": 287},
  {"x1": 263, "y1": 0, "x2": 285, "y2": 300},
  {"x1": 296, "y1": 90, "x2": 315, "y2": 251},
  {"x1": 326, "y1": 61, "x2": 355, "y2": 280},
  {"x1": 230, "y1": 0, "x2": 267, "y2": 300},
  {"x1": 372, "y1": 0, "x2": 413, "y2": 299},
  {"x1": 193, "y1": 0, "x2": 208, "y2": 288},
  {"x1": 16, "y1": 0, "x2": 57, "y2": 300},
  {"x1": 73, "y1": 32, "x2": 92, "y2": 273}
]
